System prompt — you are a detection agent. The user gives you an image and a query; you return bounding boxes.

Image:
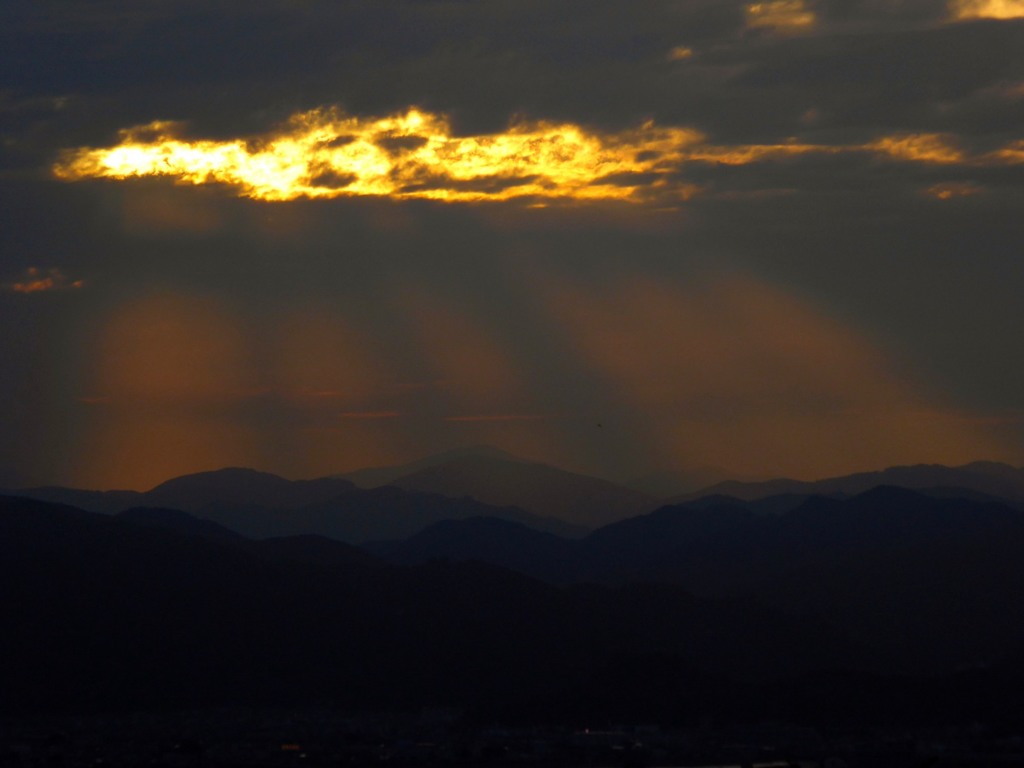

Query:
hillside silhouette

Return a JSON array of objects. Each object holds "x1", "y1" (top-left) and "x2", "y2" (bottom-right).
[
  {"x1": 676, "y1": 461, "x2": 1024, "y2": 505},
  {"x1": 7, "y1": 467, "x2": 577, "y2": 541},
  {"x1": 377, "y1": 486, "x2": 1024, "y2": 674},
  {"x1": 2, "y1": 494, "x2": 866, "y2": 723},
  {"x1": 5, "y1": 458, "x2": 1024, "y2": 727},
  {"x1": 343, "y1": 447, "x2": 654, "y2": 528}
]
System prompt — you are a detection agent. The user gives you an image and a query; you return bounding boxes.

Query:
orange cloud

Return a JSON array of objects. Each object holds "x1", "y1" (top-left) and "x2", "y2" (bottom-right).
[
  {"x1": 3, "y1": 267, "x2": 84, "y2": 294},
  {"x1": 667, "y1": 46, "x2": 695, "y2": 61},
  {"x1": 949, "y1": 0, "x2": 1024, "y2": 19},
  {"x1": 866, "y1": 134, "x2": 965, "y2": 164},
  {"x1": 987, "y1": 140, "x2": 1024, "y2": 164},
  {"x1": 686, "y1": 142, "x2": 835, "y2": 165},
  {"x1": 926, "y1": 181, "x2": 983, "y2": 199},
  {"x1": 745, "y1": 0, "x2": 817, "y2": 32}
]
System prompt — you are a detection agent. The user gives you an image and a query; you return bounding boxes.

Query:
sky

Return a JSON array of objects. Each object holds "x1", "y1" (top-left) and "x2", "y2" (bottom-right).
[{"x1": 1, "y1": 0, "x2": 1023, "y2": 490}]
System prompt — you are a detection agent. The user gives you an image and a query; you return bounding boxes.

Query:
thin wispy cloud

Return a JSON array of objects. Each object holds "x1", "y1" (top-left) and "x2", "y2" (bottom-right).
[
  {"x1": 2, "y1": 267, "x2": 84, "y2": 294},
  {"x1": 444, "y1": 414, "x2": 547, "y2": 422},
  {"x1": 745, "y1": 0, "x2": 817, "y2": 33}
]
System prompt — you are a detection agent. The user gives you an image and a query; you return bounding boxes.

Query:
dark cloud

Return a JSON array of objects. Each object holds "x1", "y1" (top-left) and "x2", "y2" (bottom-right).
[{"x1": 2, "y1": 0, "x2": 1023, "y2": 485}]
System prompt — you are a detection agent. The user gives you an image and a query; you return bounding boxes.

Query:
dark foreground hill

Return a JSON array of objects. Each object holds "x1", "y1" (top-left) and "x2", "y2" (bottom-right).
[
  {"x1": 0, "y1": 494, "x2": 919, "y2": 726},
  {"x1": 378, "y1": 487, "x2": 1024, "y2": 675},
  {"x1": 5, "y1": 494, "x2": 1024, "y2": 727}
]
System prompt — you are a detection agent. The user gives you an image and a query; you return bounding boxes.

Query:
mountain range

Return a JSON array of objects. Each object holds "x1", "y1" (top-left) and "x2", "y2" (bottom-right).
[
  {"x1": 342, "y1": 446, "x2": 655, "y2": 527},
  {"x1": 17, "y1": 451, "x2": 1023, "y2": 540},
  {"x1": 672, "y1": 460, "x2": 1024, "y2": 505},
  {"x1": 0, "y1": 493, "x2": 865, "y2": 724},
  {"x1": 5, "y1": 451, "x2": 1024, "y2": 726},
  {"x1": 7, "y1": 466, "x2": 581, "y2": 542},
  {"x1": 375, "y1": 486, "x2": 1024, "y2": 674},
  {"x1": 5, "y1": 486, "x2": 1024, "y2": 727}
]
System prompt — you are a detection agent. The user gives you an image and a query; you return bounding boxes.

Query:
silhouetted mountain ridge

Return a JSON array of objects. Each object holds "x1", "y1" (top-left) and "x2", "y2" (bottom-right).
[
  {"x1": 5, "y1": 467, "x2": 578, "y2": 542},
  {"x1": 390, "y1": 454, "x2": 655, "y2": 527},
  {"x1": 678, "y1": 461, "x2": 1024, "y2": 504},
  {"x1": 340, "y1": 445, "x2": 523, "y2": 488},
  {"x1": 377, "y1": 486, "x2": 1024, "y2": 673},
  {"x1": 0, "y1": 493, "x2": 868, "y2": 723}
]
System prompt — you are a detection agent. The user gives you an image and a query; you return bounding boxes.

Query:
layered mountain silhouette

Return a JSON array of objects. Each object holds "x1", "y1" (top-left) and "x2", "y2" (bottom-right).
[
  {"x1": 341, "y1": 446, "x2": 654, "y2": 527},
  {"x1": 375, "y1": 486, "x2": 1024, "y2": 674},
  {"x1": 676, "y1": 460, "x2": 1024, "y2": 505},
  {"x1": 380, "y1": 452, "x2": 654, "y2": 527},
  {"x1": 4, "y1": 471, "x2": 1024, "y2": 726},
  {"x1": 623, "y1": 465, "x2": 742, "y2": 498},
  {"x1": 6, "y1": 467, "x2": 578, "y2": 542},
  {"x1": 1, "y1": 494, "x2": 866, "y2": 724},
  {"x1": 341, "y1": 444, "x2": 523, "y2": 488},
  {"x1": 15, "y1": 457, "x2": 1021, "y2": 542}
]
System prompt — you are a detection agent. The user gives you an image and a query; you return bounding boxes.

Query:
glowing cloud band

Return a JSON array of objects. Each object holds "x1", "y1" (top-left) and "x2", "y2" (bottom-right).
[
  {"x1": 53, "y1": 109, "x2": 1022, "y2": 204},
  {"x1": 2, "y1": 267, "x2": 84, "y2": 294},
  {"x1": 949, "y1": 0, "x2": 1024, "y2": 19},
  {"x1": 54, "y1": 109, "x2": 705, "y2": 204},
  {"x1": 745, "y1": 0, "x2": 817, "y2": 32}
]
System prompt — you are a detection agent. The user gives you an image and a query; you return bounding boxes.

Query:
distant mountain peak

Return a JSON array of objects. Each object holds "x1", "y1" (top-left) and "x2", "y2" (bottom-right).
[
  {"x1": 390, "y1": 452, "x2": 655, "y2": 527},
  {"x1": 146, "y1": 466, "x2": 289, "y2": 494},
  {"x1": 339, "y1": 445, "x2": 531, "y2": 490},
  {"x1": 677, "y1": 460, "x2": 1024, "y2": 504}
]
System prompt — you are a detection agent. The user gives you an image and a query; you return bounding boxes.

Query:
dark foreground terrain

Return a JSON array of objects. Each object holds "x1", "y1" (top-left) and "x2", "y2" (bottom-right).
[{"x1": 4, "y1": 481, "x2": 1024, "y2": 765}]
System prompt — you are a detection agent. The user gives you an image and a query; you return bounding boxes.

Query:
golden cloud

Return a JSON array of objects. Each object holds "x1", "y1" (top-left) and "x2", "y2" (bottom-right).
[
  {"x1": 54, "y1": 108, "x2": 705, "y2": 204},
  {"x1": 866, "y1": 133, "x2": 965, "y2": 164},
  {"x1": 2, "y1": 266, "x2": 84, "y2": 294},
  {"x1": 926, "y1": 181, "x2": 983, "y2": 199},
  {"x1": 745, "y1": 0, "x2": 817, "y2": 32},
  {"x1": 53, "y1": 108, "x2": 1024, "y2": 205},
  {"x1": 988, "y1": 139, "x2": 1024, "y2": 163},
  {"x1": 949, "y1": 0, "x2": 1024, "y2": 19}
]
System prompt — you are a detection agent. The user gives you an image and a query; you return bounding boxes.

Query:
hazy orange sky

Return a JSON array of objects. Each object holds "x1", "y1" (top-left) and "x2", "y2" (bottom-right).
[{"x1": 2, "y1": 0, "x2": 1023, "y2": 489}]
